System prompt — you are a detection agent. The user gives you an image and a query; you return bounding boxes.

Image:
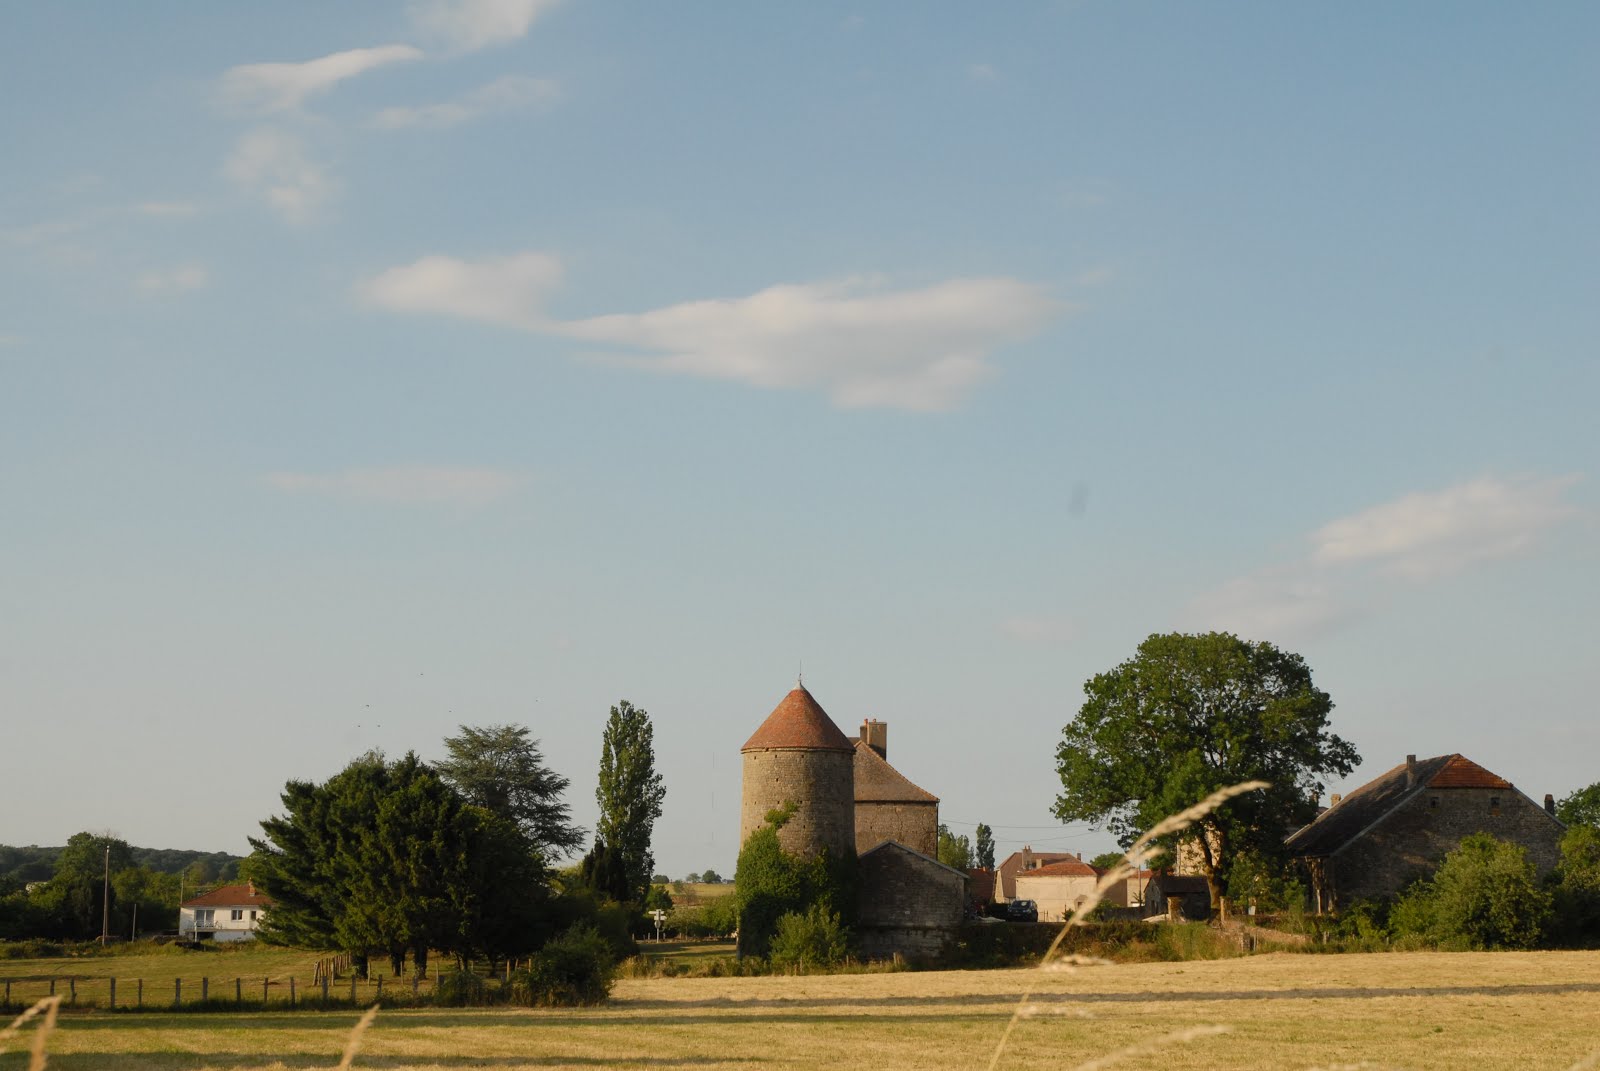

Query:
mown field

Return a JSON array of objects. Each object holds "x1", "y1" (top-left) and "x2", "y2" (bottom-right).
[{"x1": 4, "y1": 949, "x2": 1599, "y2": 1070}]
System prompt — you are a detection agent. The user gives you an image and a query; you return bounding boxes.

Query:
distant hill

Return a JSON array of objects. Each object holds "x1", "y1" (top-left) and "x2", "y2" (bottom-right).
[{"x1": 0, "y1": 844, "x2": 245, "y2": 885}]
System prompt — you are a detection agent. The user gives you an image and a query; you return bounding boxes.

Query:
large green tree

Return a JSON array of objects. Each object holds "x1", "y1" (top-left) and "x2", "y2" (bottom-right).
[
  {"x1": 937, "y1": 824, "x2": 972, "y2": 870},
  {"x1": 437, "y1": 724, "x2": 586, "y2": 860},
  {"x1": 1557, "y1": 783, "x2": 1600, "y2": 829},
  {"x1": 974, "y1": 824, "x2": 996, "y2": 871},
  {"x1": 594, "y1": 701, "x2": 666, "y2": 902},
  {"x1": 1053, "y1": 632, "x2": 1358, "y2": 906}
]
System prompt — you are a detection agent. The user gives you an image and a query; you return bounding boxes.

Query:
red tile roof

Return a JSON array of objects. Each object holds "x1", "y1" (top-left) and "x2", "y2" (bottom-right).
[
  {"x1": 1024, "y1": 857, "x2": 1098, "y2": 878},
  {"x1": 853, "y1": 739, "x2": 938, "y2": 802},
  {"x1": 741, "y1": 685, "x2": 854, "y2": 752},
  {"x1": 181, "y1": 883, "x2": 272, "y2": 908},
  {"x1": 966, "y1": 868, "x2": 995, "y2": 902},
  {"x1": 1427, "y1": 755, "x2": 1513, "y2": 789}
]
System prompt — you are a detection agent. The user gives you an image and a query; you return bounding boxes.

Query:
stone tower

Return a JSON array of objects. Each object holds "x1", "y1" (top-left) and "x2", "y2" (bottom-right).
[{"x1": 740, "y1": 683, "x2": 856, "y2": 860}]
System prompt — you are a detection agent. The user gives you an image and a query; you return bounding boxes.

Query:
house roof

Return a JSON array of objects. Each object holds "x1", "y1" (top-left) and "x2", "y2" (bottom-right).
[
  {"x1": 182, "y1": 883, "x2": 272, "y2": 908},
  {"x1": 1147, "y1": 874, "x2": 1209, "y2": 895},
  {"x1": 1285, "y1": 754, "x2": 1516, "y2": 858},
  {"x1": 859, "y1": 839, "x2": 969, "y2": 879},
  {"x1": 994, "y1": 850, "x2": 1083, "y2": 899},
  {"x1": 853, "y1": 739, "x2": 939, "y2": 803},
  {"x1": 966, "y1": 868, "x2": 995, "y2": 902},
  {"x1": 741, "y1": 685, "x2": 854, "y2": 752},
  {"x1": 1021, "y1": 857, "x2": 1098, "y2": 879}
]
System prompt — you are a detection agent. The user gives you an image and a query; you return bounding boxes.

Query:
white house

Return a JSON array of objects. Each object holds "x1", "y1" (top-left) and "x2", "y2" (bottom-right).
[
  {"x1": 179, "y1": 882, "x2": 271, "y2": 942},
  {"x1": 1013, "y1": 856, "x2": 1100, "y2": 922}
]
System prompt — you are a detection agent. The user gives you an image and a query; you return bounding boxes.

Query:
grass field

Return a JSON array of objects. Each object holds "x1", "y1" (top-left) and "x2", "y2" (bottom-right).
[{"x1": 5, "y1": 949, "x2": 1600, "y2": 1069}]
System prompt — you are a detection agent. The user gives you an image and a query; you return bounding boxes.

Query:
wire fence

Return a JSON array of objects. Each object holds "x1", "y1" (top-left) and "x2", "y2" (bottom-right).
[{"x1": 0, "y1": 968, "x2": 441, "y2": 1014}]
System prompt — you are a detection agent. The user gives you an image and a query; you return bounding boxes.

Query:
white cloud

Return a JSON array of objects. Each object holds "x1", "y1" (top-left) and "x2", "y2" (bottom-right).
[
  {"x1": 374, "y1": 75, "x2": 559, "y2": 129},
  {"x1": 265, "y1": 466, "x2": 522, "y2": 505},
  {"x1": 1186, "y1": 474, "x2": 1583, "y2": 640},
  {"x1": 410, "y1": 0, "x2": 561, "y2": 53},
  {"x1": 361, "y1": 252, "x2": 1059, "y2": 411},
  {"x1": 221, "y1": 45, "x2": 423, "y2": 114},
  {"x1": 135, "y1": 263, "x2": 210, "y2": 295},
  {"x1": 1309, "y1": 475, "x2": 1580, "y2": 580},
  {"x1": 224, "y1": 130, "x2": 336, "y2": 224}
]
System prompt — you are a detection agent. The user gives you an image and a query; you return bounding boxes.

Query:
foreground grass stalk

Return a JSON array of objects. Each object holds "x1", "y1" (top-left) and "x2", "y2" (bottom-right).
[
  {"x1": 985, "y1": 781, "x2": 1269, "y2": 1071},
  {"x1": 1, "y1": 995, "x2": 63, "y2": 1071},
  {"x1": 335, "y1": 1003, "x2": 381, "y2": 1070}
]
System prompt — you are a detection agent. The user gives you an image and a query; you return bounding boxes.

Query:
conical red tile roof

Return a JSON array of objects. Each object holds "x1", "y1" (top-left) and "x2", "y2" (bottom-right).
[{"x1": 741, "y1": 686, "x2": 854, "y2": 752}]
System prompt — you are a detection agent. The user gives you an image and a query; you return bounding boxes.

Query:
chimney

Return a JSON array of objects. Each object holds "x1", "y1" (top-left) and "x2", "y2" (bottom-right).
[
  {"x1": 1330, "y1": 793, "x2": 1342, "y2": 807},
  {"x1": 1545, "y1": 793, "x2": 1556, "y2": 816},
  {"x1": 1405, "y1": 754, "x2": 1417, "y2": 788},
  {"x1": 1021, "y1": 844, "x2": 1033, "y2": 872},
  {"x1": 860, "y1": 718, "x2": 887, "y2": 759}
]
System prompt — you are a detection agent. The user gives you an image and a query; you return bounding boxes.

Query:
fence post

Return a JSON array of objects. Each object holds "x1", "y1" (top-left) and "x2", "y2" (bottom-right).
[
  {"x1": 69, "y1": 977, "x2": 76, "y2": 1005},
  {"x1": 49, "y1": 978, "x2": 56, "y2": 996},
  {"x1": 110, "y1": 977, "x2": 117, "y2": 1009},
  {"x1": 349, "y1": 975, "x2": 356, "y2": 1005},
  {"x1": 138, "y1": 978, "x2": 143, "y2": 1008},
  {"x1": 263, "y1": 977, "x2": 269, "y2": 1006},
  {"x1": 201, "y1": 977, "x2": 209, "y2": 1003},
  {"x1": 411, "y1": 974, "x2": 419, "y2": 997},
  {"x1": 289, "y1": 977, "x2": 296, "y2": 1007},
  {"x1": 376, "y1": 975, "x2": 383, "y2": 1001},
  {"x1": 235, "y1": 977, "x2": 242, "y2": 1005},
  {"x1": 4, "y1": 980, "x2": 9, "y2": 1006},
  {"x1": 321, "y1": 974, "x2": 329, "y2": 1004},
  {"x1": 174, "y1": 978, "x2": 181, "y2": 1008}
]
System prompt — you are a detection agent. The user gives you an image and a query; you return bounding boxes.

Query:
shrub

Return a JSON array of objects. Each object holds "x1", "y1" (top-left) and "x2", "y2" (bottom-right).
[
  {"x1": 433, "y1": 969, "x2": 494, "y2": 1007},
  {"x1": 1390, "y1": 833, "x2": 1553, "y2": 949},
  {"x1": 510, "y1": 925, "x2": 617, "y2": 1006},
  {"x1": 767, "y1": 905, "x2": 850, "y2": 971},
  {"x1": 1550, "y1": 825, "x2": 1600, "y2": 947}
]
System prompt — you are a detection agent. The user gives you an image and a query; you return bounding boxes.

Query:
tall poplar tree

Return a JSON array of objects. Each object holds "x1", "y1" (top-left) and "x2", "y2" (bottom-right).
[{"x1": 594, "y1": 701, "x2": 666, "y2": 902}]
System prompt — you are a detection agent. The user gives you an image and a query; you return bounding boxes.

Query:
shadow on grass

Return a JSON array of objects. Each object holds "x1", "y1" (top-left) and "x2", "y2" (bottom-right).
[{"x1": 27, "y1": 1059, "x2": 758, "y2": 1070}]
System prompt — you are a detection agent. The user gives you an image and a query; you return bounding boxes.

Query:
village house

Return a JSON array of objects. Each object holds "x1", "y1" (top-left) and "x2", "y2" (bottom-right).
[
  {"x1": 1013, "y1": 855, "x2": 1098, "y2": 922},
  {"x1": 179, "y1": 882, "x2": 271, "y2": 942},
  {"x1": 1286, "y1": 753, "x2": 1566, "y2": 913},
  {"x1": 992, "y1": 846, "x2": 1085, "y2": 903}
]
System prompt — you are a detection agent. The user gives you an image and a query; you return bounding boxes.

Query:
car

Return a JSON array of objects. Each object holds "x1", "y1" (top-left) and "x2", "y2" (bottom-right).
[{"x1": 1006, "y1": 898, "x2": 1038, "y2": 923}]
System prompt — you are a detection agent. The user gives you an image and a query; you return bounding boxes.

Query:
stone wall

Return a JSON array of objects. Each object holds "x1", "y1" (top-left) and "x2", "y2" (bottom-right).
[
  {"x1": 855, "y1": 800, "x2": 937, "y2": 857},
  {"x1": 856, "y1": 842, "x2": 965, "y2": 960},
  {"x1": 1332, "y1": 786, "x2": 1564, "y2": 905},
  {"x1": 740, "y1": 748, "x2": 855, "y2": 859}
]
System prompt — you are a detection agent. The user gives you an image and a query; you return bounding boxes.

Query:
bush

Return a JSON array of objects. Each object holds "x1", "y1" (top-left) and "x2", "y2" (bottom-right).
[
  {"x1": 433, "y1": 969, "x2": 494, "y2": 1007},
  {"x1": 509, "y1": 925, "x2": 616, "y2": 1006},
  {"x1": 1390, "y1": 833, "x2": 1552, "y2": 950},
  {"x1": 767, "y1": 905, "x2": 850, "y2": 971},
  {"x1": 1550, "y1": 825, "x2": 1600, "y2": 947}
]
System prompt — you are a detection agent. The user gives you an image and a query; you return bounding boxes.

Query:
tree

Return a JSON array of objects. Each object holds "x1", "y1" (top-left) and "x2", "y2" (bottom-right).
[
  {"x1": 699, "y1": 868, "x2": 722, "y2": 884},
  {"x1": 50, "y1": 833, "x2": 133, "y2": 940},
  {"x1": 734, "y1": 804, "x2": 854, "y2": 959},
  {"x1": 1557, "y1": 783, "x2": 1600, "y2": 829},
  {"x1": 937, "y1": 824, "x2": 972, "y2": 871},
  {"x1": 1089, "y1": 851, "x2": 1126, "y2": 871},
  {"x1": 974, "y1": 824, "x2": 996, "y2": 871},
  {"x1": 1053, "y1": 632, "x2": 1358, "y2": 906},
  {"x1": 1390, "y1": 833, "x2": 1553, "y2": 949},
  {"x1": 438, "y1": 724, "x2": 585, "y2": 860},
  {"x1": 595, "y1": 701, "x2": 666, "y2": 902},
  {"x1": 1551, "y1": 825, "x2": 1600, "y2": 946}
]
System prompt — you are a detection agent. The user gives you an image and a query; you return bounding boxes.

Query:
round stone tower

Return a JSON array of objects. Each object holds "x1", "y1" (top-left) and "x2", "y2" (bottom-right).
[{"x1": 740, "y1": 682, "x2": 856, "y2": 860}]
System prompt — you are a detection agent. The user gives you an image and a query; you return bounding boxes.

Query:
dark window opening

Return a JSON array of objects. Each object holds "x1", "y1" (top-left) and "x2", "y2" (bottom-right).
[
  {"x1": 1429, "y1": 796, "x2": 1440, "y2": 809},
  {"x1": 1490, "y1": 796, "x2": 1502, "y2": 815}
]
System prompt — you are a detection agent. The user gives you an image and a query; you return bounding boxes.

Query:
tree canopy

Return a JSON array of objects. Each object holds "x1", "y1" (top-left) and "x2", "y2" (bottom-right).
[
  {"x1": 1557, "y1": 783, "x2": 1600, "y2": 829},
  {"x1": 594, "y1": 701, "x2": 666, "y2": 902},
  {"x1": 1390, "y1": 832, "x2": 1553, "y2": 949},
  {"x1": 437, "y1": 724, "x2": 585, "y2": 860},
  {"x1": 974, "y1": 824, "x2": 996, "y2": 871},
  {"x1": 936, "y1": 824, "x2": 972, "y2": 871},
  {"x1": 1053, "y1": 631, "x2": 1358, "y2": 904}
]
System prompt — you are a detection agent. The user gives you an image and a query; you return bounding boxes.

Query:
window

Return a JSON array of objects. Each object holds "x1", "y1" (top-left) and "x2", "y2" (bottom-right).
[
  {"x1": 1490, "y1": 797, "x2": 1502, "y2": 816},
  {"x1": 249, "y1": 910, "x2": 257, "y2": 921},
  {"x1": 1429, "y1": 797, "x2": 1440, "y2": 809},
  {"x1": 196, "y1": 909, "x2": 214, "y2": 927},
  {"x1": 230, "y1": 909, "x2": 244, "y2": 921}
]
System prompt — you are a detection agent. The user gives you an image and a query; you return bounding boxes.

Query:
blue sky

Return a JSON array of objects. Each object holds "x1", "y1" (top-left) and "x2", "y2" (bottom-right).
[{"x1": 3, "y1": 2, "x2": 1596, "y2": 876}]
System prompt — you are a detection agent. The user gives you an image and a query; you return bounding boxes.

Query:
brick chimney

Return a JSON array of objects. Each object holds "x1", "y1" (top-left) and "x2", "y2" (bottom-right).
[
  {"x1": 1021, "y1": 844, "x2": 1034, "y2": 872},
  {"x1": 1405, "y1": 754, "x2": 1417, "y2": 788},
  {"x1": 1330, "y1": 793, "x2": 1342, "y2": 807},
  {"x1": 859, "y1": 718, "x2": 887, "y2": 759},
  {"x1": 1545, "y1": 793, "x2": 1556, "y2": 816}
]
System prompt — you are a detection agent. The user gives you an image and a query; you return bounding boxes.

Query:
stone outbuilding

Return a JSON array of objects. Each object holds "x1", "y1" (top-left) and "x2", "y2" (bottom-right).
[
  {"x1": 851, "y1": 720, "x2": 939, "y2": 857},
  {"x1": 856, "y1": 840, "x2": 968, "y2": 959},
  {"x1": 1286, "y1": 753, "x2": 1567, "y2": 913}
]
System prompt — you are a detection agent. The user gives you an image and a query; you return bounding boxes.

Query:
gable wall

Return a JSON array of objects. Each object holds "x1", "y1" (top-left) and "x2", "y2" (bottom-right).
[
  {"x1": 855, "y1": 800, "x2": 937, "y2": 857},
  {"x1": 1332, "y1": 786, "x2": 1563, "y2": 904}
]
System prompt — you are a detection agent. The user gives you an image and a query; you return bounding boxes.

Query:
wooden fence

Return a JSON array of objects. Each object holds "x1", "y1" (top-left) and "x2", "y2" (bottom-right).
[{"x1": 0, "y1": 969, "x2": 438, "y2": 1013}]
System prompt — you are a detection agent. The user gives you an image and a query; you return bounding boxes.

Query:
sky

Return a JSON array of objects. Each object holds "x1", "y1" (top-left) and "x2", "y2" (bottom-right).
[{"x1": 3, "y1": 2, "x2": 1597, "y2": 878}]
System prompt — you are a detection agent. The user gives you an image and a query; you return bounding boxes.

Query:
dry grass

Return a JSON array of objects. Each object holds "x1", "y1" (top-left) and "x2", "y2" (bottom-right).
[{"x1": 4, "y1": 951, "x2": 1600, "y2": 1070}]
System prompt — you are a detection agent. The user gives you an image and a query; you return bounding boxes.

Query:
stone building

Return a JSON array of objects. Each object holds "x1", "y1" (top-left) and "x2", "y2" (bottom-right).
[
  {"x1": 739, "y1": 682, "x2": 964, "y2": 960},
  {"x1": 1013, "y1": 855, "x2": 1099, "y2": 922},
  {"x1": 992, "y1": 846, "x2": 1085, "y2": 903},
  {"x1": 1286, "y1": 753, "x2": 1566, "y2": 913},
  {"x1": 850, "y1": 719, "x2": 939, "y2": 857}
]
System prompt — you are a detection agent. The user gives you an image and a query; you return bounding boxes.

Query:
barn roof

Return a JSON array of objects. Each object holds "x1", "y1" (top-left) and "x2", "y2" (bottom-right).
[
  {"x1": 741, "y1": 685, "x2": 854, "y2": 752},
  {"x1": 1286, "y1": 754, "x2": 1515, "y2": 858},
  {"x1": 853, "y1": 739, "x2": 939, "y2": 803},
  {"x1": 182, "y1": 883, "x2": 272, "y2": 908}
]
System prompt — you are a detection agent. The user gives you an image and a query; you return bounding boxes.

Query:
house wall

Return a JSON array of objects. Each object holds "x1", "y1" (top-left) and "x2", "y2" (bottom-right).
[
  {"x1": 855, "y1": 800, "x2": 937, "y2": 857},
  {"x1": 857, "y1": 846, "x2": 965, "y2": 960},
  {"x1": 1331, "y1": 786, "x2": 1564, "y2": 905},
  {"x1": 1014, "y1": 872, "x2": 1099, "y2": 922},
  {"x1": 180, "y1": 905, "x2": 264, "y2": 940},
  {"x1": 740, "y1": 748, "x2": 855, "y2": 859}
]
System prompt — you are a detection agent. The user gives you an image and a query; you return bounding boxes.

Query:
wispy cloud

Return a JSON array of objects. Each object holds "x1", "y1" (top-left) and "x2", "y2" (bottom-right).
[
  {"x1": 221, "y1": 45, "x2": 423, "y2": 114},
  {"x1": 360, "y1": 252, "x2": 1060, "y2": 410},
  {"x1": 135, "y1": 263, "x2": 210, "y2": 295},
  {"x1": 374, "y1": 75, "x2": 559, "y2": 129},
  {"x1": 265, "y1": 466, "x2": 522, "y2": 505},
  {"x1": 410, "y1": 0, "x2": 561, "y2": 53},
  {"x1": 1186, "y1": 474, "x2": 1584, "y2": 640},
  {"x1": 224, "y1": 129, "x2": 336, "y2": 224}
]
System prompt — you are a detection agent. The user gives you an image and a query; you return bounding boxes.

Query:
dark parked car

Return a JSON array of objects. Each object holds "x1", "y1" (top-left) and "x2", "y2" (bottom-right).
[{"x1": 1006, "y1": 898, "x2": 1038, "y2": 922}]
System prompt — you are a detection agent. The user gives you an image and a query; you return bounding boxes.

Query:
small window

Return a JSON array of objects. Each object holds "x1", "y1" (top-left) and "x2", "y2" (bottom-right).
[
  {"x1": 1490, "y1": 797, "x2": 1501, "y2": 816},
  {"x1": 1429, "y1": 797, "x2": 1440, "y2": 809},
  {"x1": 231, "y1": 909, "x2": 244, "y2": 921},
  {"x1": 250, "y1": 910, "x2": 257, "y2": 921}
]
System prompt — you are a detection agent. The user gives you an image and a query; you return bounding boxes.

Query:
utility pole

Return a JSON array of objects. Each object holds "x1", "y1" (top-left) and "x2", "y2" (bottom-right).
[{"x1": 100, "y1": 844, "x2": 111, "y2": 947}]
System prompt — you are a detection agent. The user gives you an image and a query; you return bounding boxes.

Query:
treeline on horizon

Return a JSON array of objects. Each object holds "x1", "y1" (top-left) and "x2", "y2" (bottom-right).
[{"x1": 0, "y1": 845, "x2": 243, "y2": 887}]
